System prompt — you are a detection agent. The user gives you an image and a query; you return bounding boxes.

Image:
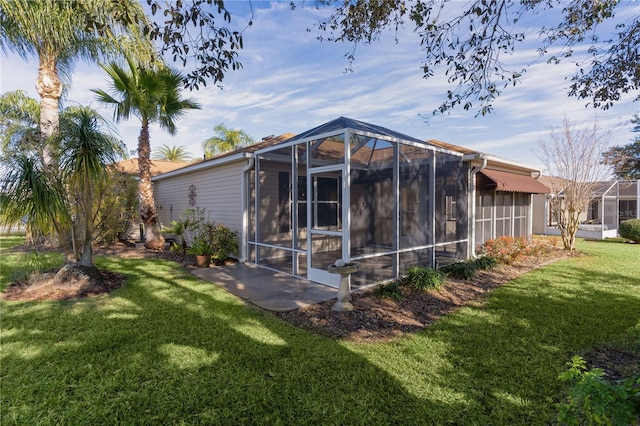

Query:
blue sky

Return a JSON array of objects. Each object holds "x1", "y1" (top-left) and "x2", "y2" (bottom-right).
[{"x1": 1, "y1": 1, "x2": 638, "y2": 171}]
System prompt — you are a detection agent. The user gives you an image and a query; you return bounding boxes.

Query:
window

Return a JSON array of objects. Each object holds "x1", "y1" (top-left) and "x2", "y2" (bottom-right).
[
  {"x1": 446, "y1": 195, "x2": 457, "y2": 221},
  {"x1": 312, "y1": 176, "x2": 341, "y2": 229}
]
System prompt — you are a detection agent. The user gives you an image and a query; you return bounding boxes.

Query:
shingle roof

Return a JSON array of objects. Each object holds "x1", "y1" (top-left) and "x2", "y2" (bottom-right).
[
  {"x1": 112, "y1": 159, "x2": 191, "y2": 176},
  {"x1": 197, "y1": 133, "x2": 296, "y2": 162}
]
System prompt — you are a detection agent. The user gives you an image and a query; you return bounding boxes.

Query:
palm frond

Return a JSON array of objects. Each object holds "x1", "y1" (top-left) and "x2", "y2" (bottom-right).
[{"x1": 0, "y1": 154, "x2": 69, "y2": 234}]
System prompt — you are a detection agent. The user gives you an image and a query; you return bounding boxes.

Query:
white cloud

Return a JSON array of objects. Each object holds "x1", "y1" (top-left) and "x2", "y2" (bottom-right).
[{"x1": 1, "y1": 1, "x2": 637, "y2": 167}]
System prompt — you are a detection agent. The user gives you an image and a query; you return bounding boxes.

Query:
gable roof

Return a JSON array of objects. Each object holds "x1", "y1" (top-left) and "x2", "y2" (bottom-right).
[
  {"x1": 153, "y1": 117, "x2": 545, "y2": 182},
  {"x1": 285, "y1": 116, "x2": 425, "y2": 145},
  {"x1": 201, "y1": 133, "x2": 296, "y2": 162},
  {"x1": 152, "y1": 133, "x2": 295, "y2": 181}
]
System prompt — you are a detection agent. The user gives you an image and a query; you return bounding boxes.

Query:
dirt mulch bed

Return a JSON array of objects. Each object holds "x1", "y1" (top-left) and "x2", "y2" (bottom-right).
[
  {"x1": 1, "y1": 269, "x2": 127, "y2": 302},
  {"x1": 275, "y1": 254, "x2": 573, "y2": 342},
  {"x1": 1, "y1": 243, "x2": 225, "y2": 303}
]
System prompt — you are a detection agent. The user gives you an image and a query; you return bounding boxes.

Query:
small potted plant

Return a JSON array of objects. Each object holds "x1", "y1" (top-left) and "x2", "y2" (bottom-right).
[{"x1": 187, "y1": 223, "x2": 215, "y2": 268}]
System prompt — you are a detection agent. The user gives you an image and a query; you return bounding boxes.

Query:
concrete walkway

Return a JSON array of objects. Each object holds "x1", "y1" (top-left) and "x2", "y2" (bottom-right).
[{"x1": 191, "y1": 263, "x2": 338, "y2": 312}]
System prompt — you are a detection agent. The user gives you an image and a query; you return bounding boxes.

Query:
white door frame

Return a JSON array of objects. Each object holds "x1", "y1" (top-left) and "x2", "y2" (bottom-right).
[{"x1": 307, "y1": 164, "x2": 344, "y2": 287}]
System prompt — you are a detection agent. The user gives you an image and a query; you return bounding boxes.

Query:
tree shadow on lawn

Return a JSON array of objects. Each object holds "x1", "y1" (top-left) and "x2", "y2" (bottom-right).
[
  {"x1": 2, "y1": 256, "x2": 467, "y2": 425},
  {"x1": 379, "y1": 261, "x2": 640, "y2": 424},
  {"x1": 3, "y1": 254, "x2": 638, "y2": 425}
]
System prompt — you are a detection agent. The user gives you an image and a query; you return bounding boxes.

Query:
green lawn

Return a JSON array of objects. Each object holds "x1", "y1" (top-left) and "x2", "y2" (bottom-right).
[{"x1": 1, "y1": 238, "x2": 638, "y2": 424}]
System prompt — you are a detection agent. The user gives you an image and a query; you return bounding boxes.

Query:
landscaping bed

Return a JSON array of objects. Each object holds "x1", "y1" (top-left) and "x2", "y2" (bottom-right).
[
  {"x1": 3, "y1": 241, "x2": 570, "y2": 342},
  {"x1": 275, "y1": 252, "x2": 572, "y2": 342}
]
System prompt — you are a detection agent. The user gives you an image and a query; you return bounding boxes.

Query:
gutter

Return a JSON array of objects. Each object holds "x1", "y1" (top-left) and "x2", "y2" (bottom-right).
[
  {"x1": 240, "y1": 156, "x2": 256, "y2": 262},
  {"x1": 468, "y1": 155, "x2": 488, "y2": 257}
]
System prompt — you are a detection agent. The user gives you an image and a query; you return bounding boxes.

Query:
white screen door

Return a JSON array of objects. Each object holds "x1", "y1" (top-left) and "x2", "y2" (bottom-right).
[{"x1": 307, "y1": 167, "x2": 343, "y2": 287}]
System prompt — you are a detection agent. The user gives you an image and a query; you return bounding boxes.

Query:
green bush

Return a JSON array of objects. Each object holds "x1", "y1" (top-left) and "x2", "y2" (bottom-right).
[
  {"x1": 619, "y1": 219, "x2": 640, "y2": 243},
  {"x1": 440, "y1": 261, "x2": 477, "y2": 280},
  {"x1": 557, "y1": 356, "x2": 640, "y2": 425},
  {"x1": 163, "y1": 207, "x2": 208, "y2": 253},
  {"x1": 471, "y1": 256, "x2": 498, "y2": 270},
  {"x1": 93, "y1": 169, "x2": 138, "y2": 244},
  {"x1": 211, "y1": 223, "x2": 238, "y2": 264},
  {"x1": 439, "y1": 256, "x2": 498, "y2": 281},
  {"x1": 373, "y1": 280, "x2": 403, "y2": 300},
  {"x1": 403, "y1": 266, "x2": 445, "y2": 291}
]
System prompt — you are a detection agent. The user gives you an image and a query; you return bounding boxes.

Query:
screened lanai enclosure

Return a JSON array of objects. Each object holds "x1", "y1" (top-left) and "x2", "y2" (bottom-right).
[
  {"x1": 581, "y1": 180, "x2": 639, "y2": 238},
  {"x1": 247, "y1": 117, "x2": 468, "y2": 288},
  {"x1": 542, "y1": 180, "x2": 640, "y2": 239}
]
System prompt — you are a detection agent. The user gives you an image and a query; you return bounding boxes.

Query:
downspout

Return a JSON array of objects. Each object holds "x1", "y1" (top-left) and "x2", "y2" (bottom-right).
[
  {"x1": 468, "y1": 156, "x2": 487, "y2": 257},
  {"x1": 241, "y1": 157, "x2": 255, "y2": 262}
]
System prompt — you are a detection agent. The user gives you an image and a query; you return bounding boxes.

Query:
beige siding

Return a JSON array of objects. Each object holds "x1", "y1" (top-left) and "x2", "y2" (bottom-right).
[
  {"x1": 532, "y1": 193, "x2": 547, "y2": 234},
  {"x1": 154, "y1": 161, "x2": 245, "y2": 237}
]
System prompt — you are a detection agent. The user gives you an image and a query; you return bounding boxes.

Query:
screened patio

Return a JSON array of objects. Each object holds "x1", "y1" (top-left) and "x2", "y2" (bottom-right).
[
  {"x1": 246, "y1": 117, "x2": 469, "y2": 288},
  {"x1": 544, "y1": 180, "x2": 640, "y2": 239}
]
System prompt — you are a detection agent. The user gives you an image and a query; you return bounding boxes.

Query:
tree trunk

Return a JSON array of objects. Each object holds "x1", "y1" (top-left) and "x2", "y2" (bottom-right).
[
  {"x1": 54, "y1": 263, "x2": 105, "y2": 293},
  {"x1": 79, "y1": 171, "x2": 95, "y2": 267},
  {"x1": 138, "y1": 118, "x2": 165, "y2": 250},
  {"x1": 35, "y1": 53, "x2": 63, "y2": 165}
]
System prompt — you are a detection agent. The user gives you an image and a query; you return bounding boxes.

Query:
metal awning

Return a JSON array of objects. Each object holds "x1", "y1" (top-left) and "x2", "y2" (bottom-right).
[{"x1": 477, "y1": 169, "x2": 550, "y2": 194}]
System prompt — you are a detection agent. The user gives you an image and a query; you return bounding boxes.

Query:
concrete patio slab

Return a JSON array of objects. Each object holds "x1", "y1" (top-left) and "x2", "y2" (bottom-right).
[{"x1": 191, "y1": 263, "x2": 338, "y2": 312}]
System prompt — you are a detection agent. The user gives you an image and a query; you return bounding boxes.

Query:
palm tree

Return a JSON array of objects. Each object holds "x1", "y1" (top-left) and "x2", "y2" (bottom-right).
[
  {"x1": 57, "y1": 106, "x2": 125, "y2": 267},
  {"x1": 202, "y1": 123, "x2": 253, "y2": 158},
  {"x1": 1, "y1": 105, "x2": 125, "y2": 274},
  {"x1": 0, "y1": 0, "x2": 155, "y2": 162},
  {"x1": 93, "y1": 56, "x2": 200, "y2": 250},
  {"x1": 152, "y1": 144, "x2": 193, "y2": 162}
]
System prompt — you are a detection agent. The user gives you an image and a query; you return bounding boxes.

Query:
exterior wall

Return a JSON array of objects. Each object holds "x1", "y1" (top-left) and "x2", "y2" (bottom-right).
[
  {"x1": 154, "y1": 160, "x2": 246, "y2": 252},
  {"x1": 532, "y1": 193, "x2": 547, "y2": 234}
]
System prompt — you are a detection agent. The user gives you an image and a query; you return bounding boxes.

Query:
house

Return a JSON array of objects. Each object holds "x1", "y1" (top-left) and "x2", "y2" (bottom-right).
[
  {"x1": 153, "y1": 117, "x2": 549, "y2": 288},
  {"x1": 110, "y1": 158, "x2": 192, "y2": 241},
  {"x1": 533, "y1": 178, "x2": 640, "y2": 239}
]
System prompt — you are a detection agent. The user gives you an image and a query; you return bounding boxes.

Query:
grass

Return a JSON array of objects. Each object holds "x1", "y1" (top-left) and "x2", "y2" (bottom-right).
[
  {"x1": 0, "y1": 236, "x2": 63, "y2": 285},
  {"x1": 1, "y1": 237, "x2": 639, "y2": 424}
]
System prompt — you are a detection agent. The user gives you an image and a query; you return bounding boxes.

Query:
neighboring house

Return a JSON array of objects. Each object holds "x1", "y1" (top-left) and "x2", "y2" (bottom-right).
[
  {"x1": 112, "y1": 158, "x2": 191, "y2": 177},
  {"x1": 153, "y1": 117, "x2": 549, "y2": 288},
  {"x1": 533, "y1": 178, "x2": 640, "y2": 239}
]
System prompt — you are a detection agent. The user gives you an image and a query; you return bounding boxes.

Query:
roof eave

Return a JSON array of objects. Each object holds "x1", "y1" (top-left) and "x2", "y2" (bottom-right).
[
  {"x1": 152, "y1": 152, "x2": 252, "y2": 181},
  {"x1": 464, "y1": 153, "x2": 541, "y2": 174}
]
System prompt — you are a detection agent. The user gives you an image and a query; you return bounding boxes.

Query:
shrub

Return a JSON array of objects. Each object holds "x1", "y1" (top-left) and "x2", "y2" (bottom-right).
[
  {"x1": 479, "y1": 235, "x2": 557, "y2": 264},
  {"x1": 471, "y1": 256, "x2": 498, "y2": 271},
  {"x1": 557, "y1": 355, "x2": 640, "y2": 425},
  {"x1": 619, "y1": 219, "x2": 640, "y2": 243},
  {"x1": 403, "y1": 266, "x2": 445, "y2": 291},
  {"x1": 373, "y1": 280, "x2": 403, "y2": 300},
  {"x1": 93, "y1": 169, "x2": 138, "y2": 244},
  {"x1": 187, "y1": 231, "x2": 214, "y2": 256},
  {"x1": 479, "y1": 236, "x2": 523, "y2": 264},
  {"x1": 163, "y1": 207, "x2": 208, "y2": 253},
  {"x1": 440, "y1": 261, "x2": 477, "y2": 280},
  {"x1": 211, "y1": 223, "x2": 238, "y2": 264}
]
